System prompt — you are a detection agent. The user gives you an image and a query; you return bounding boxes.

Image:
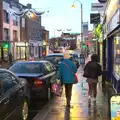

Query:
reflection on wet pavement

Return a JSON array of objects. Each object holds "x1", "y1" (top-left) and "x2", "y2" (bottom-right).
[{"x1": 34, "y1": 67, "x2": 110, "y2": 120}]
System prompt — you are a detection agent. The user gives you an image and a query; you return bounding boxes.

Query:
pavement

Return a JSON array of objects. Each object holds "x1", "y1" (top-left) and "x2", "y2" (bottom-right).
[{"x1": 33, "y1": 66, "x2": 112, "y2": 120}]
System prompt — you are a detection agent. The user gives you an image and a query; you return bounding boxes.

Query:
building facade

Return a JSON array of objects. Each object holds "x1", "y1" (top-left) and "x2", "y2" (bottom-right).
[
  {"x1": 103, "y1": 0, "x2": 120, "y2": 93},
  {"x1": 26, "y1": 4, "x2": 43, "y2": 59}
]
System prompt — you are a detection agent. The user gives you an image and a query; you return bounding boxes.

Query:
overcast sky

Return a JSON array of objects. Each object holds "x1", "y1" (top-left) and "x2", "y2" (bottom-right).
[{"x1": 19, "y1": 0, "x2": 98, "y2": 38}]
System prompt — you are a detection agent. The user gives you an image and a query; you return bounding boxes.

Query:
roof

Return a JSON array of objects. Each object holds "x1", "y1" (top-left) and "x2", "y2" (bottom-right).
[
  {"x1": 14, "y1": 60, "x2": 48, "y2": 64},
  {"x1": 46, "y1": 53, "x2": 64, "y2": 56}
]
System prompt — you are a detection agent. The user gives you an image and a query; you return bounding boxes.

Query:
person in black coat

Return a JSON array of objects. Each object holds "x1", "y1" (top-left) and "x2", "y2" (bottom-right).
[{"x1": 83, "y1": 54, "x2": 102, "y2": 102}]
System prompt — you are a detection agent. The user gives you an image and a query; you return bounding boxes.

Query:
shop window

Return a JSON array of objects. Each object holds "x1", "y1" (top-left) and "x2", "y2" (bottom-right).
[
  {"x1": 17, "y1": 47, "x2": 20, "y2": 59},
  {"x1": 114, "y1": 36, "x2": 120, "y2": 76},
  {"x1": 21, "y1": 47, "x2": 25, "y2": 59}
]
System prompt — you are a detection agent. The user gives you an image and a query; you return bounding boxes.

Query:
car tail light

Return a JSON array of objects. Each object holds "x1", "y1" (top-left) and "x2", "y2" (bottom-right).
[{"x1": 33, "y1": 78, "x2": 43, "y2": 87}]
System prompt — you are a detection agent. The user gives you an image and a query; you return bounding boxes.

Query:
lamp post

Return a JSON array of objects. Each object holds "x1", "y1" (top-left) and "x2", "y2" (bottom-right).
[{"x1": 71, "y1": 0, "x2": 83, "y2": 51}]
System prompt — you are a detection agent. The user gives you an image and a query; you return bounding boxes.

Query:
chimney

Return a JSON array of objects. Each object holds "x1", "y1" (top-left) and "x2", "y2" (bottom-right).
[{"x1": 27, "y1": 4, "x2": 32, "y2": 9}]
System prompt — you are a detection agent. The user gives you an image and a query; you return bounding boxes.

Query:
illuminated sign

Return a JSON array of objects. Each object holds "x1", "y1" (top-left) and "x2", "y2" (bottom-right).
[{"x1": 110, "y1": 95, "x2": 120, "y2": 120}]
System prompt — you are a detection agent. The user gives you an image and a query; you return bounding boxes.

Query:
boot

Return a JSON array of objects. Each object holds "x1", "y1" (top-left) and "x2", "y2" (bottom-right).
[{"x1": 66, "y1": 99, "x2": 70, "y2": 107}]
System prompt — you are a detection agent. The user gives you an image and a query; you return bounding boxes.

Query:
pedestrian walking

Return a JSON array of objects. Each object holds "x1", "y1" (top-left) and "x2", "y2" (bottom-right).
[
  {"x1": 58, "y1": 51, "x2": 77, "y2": 107},
  {"x1": 83, "y1": 54, "x2": 102, "y2": 102}
]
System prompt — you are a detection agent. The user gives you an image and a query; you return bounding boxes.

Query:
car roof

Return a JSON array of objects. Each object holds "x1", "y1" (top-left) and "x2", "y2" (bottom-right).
[
  {"x1": 14, "y1": 60, "x2": 48, "y2": 64},
  {"x1": 0, "y1": 68, "x2": 9, "y2": 72},
  {"x1": 46, "y1": 53, "x2": 64, "y2": 56}
]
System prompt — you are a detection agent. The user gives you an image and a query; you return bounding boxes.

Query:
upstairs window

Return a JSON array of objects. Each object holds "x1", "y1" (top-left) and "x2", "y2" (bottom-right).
[{"x1": 3, "y1": 10, "x2": 9, "y2": 23}]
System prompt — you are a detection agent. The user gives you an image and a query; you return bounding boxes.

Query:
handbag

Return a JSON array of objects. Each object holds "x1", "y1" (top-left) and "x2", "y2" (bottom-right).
[
  {"x1": 64, "y1": 62, "x2": 78, "y2": 84},
  {"x1": 51, "y1": 83, "x2": 63, "y2": 97}
]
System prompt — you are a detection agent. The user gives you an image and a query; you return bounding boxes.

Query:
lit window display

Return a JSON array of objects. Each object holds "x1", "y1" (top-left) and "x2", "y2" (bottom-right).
[
  {"x1": 114, "y1": 36, "x2": 120, "y2": 76},
  {"x1": 3, "y1": 48, "x2": 8, "y2": 61},
  {"x1": 17, "y1": 47, "x2": 21, "y2": 59},
  {"x1": 21, "y1": 47, "x2": 25, "y2": 59}
]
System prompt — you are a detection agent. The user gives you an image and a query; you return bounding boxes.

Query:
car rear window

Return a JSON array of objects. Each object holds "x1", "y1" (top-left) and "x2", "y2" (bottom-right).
[{"x1": 9, "y1": 63, "x2": 42, "y2": 73}]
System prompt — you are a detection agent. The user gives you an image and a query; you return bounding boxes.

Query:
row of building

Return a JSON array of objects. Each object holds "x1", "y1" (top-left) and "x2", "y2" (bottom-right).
[
  {"x1": 96, "y1": 0, "x2": 120, "y2": 93},
  {"x1": 0, "y1": 0, "x2": 49, "y2": 62}
]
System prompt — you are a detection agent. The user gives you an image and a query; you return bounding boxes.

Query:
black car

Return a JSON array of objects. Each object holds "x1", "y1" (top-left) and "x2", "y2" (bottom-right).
[
  {"x1": 70, "y1": 53, "x2": 80, "y2": 68},
  {"x1": 45, "y1": 53, "x2": 78, "y2": 69},
  {"x1": 9, "y1": 61, "x2": 57, "y2": 101},
  {"x1": 0, "y1": 69, "x2": 30, "y2": 120},
  {"x1": 44, "y1": 53, "x2": 64, "y2": 69}
]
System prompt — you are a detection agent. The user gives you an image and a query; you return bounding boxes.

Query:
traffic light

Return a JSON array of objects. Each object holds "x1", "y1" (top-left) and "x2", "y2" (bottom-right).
[
  {"x1": 2, "y1": 43, "x2": 9, "y2": 48},
  {"x1": 82, "y1": 43, "x2": 86, "y2": 48}
]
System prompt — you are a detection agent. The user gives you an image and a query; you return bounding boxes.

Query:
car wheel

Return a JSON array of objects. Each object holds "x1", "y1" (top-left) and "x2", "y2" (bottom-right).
[
  {"x1": 46, "y1": 87, "x2": 51, "y2": 101},
  {"x1": 21, "y1": 99, "x2": 29, "y2": 120}
]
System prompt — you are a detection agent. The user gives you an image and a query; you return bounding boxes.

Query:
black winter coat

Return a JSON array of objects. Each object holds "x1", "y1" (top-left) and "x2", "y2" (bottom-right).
[{"x1": 83, "y1": 61, "x2": 102, "y2": 79}]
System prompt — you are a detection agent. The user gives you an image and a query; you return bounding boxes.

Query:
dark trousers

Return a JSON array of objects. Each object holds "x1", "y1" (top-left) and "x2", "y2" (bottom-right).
[
  {"x1": 65, "y1": 84, "x2": 73, "y2": 102},
  {"x1": 88, "y1": 83, "x2": 97, "y2": 98}
]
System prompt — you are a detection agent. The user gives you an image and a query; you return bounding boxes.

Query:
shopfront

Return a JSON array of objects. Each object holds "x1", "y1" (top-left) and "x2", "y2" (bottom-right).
[
  {"x1": 105, "y1": 0, "x2": 120, "y2": 93},
  {"x1": 16, "y1": 42, "x2": 28, "y2": 60},
  {"x1": 112, "y1": 35, "x2": 120, "y2": 93}
]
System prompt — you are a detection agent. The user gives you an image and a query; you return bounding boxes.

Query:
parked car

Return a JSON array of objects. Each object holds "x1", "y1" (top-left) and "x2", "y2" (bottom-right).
[
  {"x1": 45, "y1": 53, "x2": 78, "y2": 69},
  {"x1": 9, "y1": 61, "x2": 57, "y2": 101},
  {"x1": 70, "y1": 53, "x2": 80, "y2": 68},
  {"x1": 44, "y1": 53, "x2": 64, "y2": 69},
  {"x1": 0, "y1": 69, "x2": 30, "y2": 120}
]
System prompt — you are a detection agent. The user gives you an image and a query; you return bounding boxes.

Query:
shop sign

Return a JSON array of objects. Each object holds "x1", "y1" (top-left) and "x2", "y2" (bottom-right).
[
  {"x1": 107, "y1": 9, "x2": 120, "y2": 34},
  {"x1": 91, "y1": 3, "x2": 106, "y2": 11},
  {"x1": 90, "y1": 13, "x2": 100, "y2": 24}
]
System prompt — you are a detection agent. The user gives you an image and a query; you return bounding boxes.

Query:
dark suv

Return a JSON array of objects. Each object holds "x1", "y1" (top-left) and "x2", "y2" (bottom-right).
[{"x1": 0, "y1": 69, "x2": 30, "y2": 120}]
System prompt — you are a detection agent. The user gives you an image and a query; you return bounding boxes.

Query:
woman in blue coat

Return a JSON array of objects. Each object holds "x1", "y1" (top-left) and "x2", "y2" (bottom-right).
[{"x1": 58, "y1": 51, "x2": 77, "y2": 107}]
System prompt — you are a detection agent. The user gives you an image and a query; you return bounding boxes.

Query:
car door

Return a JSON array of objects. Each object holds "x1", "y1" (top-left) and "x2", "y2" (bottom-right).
[{"x1": 0, "y1": 71, "x2": 21, "y2": 120}]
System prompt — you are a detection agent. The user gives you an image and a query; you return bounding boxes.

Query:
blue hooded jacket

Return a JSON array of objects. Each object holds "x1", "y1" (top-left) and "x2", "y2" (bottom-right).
[{"x1": 58, "y1": 59, "x2": 77, "y2": 84}]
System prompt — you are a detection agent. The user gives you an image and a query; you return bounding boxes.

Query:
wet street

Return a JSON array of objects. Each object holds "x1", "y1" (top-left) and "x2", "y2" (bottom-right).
[
  {"x1": 32, "y1": 67, "x2": 110, "y2": 120},
  {"x1": 28, "y1": 100, "x2": 48, "y2": 120}
]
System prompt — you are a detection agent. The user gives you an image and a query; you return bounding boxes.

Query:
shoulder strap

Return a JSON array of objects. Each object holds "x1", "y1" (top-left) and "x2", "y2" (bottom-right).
[{"x1": 64, "y1": 62, "x2": 74, "y2": 74}]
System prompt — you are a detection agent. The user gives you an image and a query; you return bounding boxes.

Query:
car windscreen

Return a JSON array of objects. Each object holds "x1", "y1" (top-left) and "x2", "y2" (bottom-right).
[{"x1": 9, "y1": 63, "x2": 42, "y2": 73}]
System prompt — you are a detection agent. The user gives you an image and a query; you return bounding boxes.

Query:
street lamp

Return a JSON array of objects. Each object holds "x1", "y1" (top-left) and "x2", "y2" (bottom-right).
[{"x1": 71, "y1": 0, "x2": 83, "y2": 50}]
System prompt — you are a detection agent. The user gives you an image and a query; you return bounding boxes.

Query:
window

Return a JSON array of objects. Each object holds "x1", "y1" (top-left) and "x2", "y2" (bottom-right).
[
  {"x1": 114, "y1": 36, "x2": 120, "y2": 76},
  {"x1": 44, "y1": 62, "x2": 53, "y2": 73},
  {"x1": 13, "y1": 16, "x2": 18, "y2": 26},
  {"x1": 13, "y1": 30, "x2": 18, "y2": 40},
  {"x1": 9, "y1": 63, "x2": 42, "y2": 74},
  {"x1": 0, "y1": 72, "x2": 18, "y2": 93},
  {"x1": 4, "y1": 28, "x2": 9, "y2": 40},
  {"x1": 3, "y1": 10, "x2": 9, "y2": 23},
  {"x1": 17, "y1": 47, "x2": 21, "y2": 59},
  {"x1": 22, "y1": 18, "x2": 25, "y2": 27}
]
